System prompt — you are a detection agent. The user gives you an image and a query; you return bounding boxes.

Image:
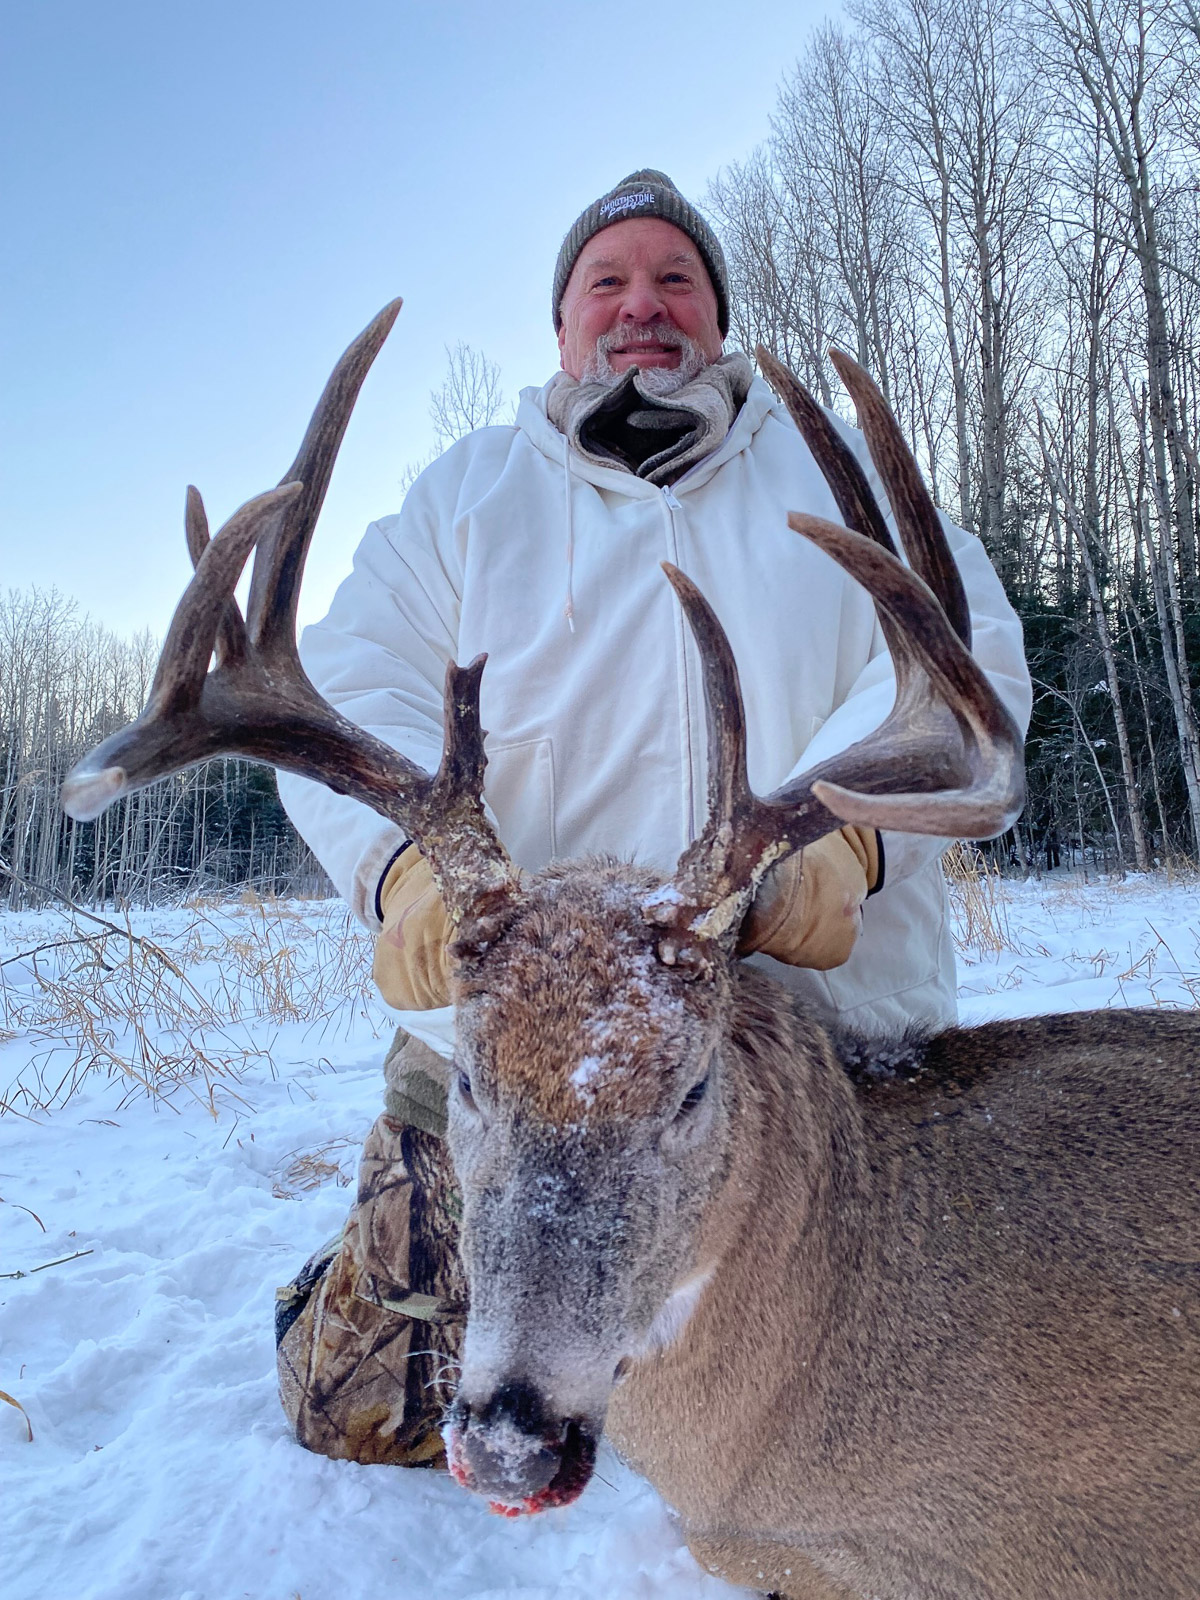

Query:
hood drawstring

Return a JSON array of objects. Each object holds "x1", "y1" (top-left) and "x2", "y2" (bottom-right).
[{"x1": 563, "y1": 444, "x2": 576, "y2": 633}]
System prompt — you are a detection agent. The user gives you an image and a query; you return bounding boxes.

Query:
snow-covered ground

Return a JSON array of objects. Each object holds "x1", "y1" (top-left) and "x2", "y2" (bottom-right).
[{"x1": 2, "y1": 874, "x2": 1197, "y2": 1600}]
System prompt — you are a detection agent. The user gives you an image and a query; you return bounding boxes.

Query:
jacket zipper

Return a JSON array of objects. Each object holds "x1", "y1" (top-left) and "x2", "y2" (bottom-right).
[{"x1": 662, "y1": 485, "x2": 696, "y2": 845}]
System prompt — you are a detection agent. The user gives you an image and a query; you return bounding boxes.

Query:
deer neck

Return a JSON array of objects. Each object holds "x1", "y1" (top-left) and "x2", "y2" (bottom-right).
[
  {"x1": 710, "y1": 969, "x2": 873, "y2": 1357},
  {"x1": 609, "y1": 970, "x2": 874, "y2": 1494}
]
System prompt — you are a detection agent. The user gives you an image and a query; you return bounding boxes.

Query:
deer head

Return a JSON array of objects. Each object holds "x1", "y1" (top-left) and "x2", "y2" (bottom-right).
[
  {"x1": 61, "y1": 305, "x2": 1023, "y2": 1515},
  {"x1": 442, "y1": 856, "x2": 734, "y2": 1510}
]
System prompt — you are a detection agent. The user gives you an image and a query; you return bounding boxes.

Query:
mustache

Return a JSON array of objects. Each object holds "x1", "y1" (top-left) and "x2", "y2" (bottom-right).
[{"x1": 596, "y1": 324, "x2": 688, "y2": 355}]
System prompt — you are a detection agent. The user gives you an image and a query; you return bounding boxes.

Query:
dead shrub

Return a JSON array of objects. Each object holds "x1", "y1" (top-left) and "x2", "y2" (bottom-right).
[
  {"x1": 943, "y1": 843, "x2": 1017, "y2": 960},
  {"x1": 0, "y1": 901, "x2": 380, "y2": 1115}
]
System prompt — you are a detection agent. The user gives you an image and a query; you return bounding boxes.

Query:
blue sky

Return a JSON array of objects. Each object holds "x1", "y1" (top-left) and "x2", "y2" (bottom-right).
[{"x1": 3, "y1": 0, "x2": 831, "y2": 635}]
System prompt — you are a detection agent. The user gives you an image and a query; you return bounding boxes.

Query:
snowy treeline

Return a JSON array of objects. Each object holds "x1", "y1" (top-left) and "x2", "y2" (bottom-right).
[
  {"x1": 0, "y1": 588, "x2": 323, "y2": 908},
  {"x1": 707, "y1": 0, "x2": 1200, "y2": 872}
]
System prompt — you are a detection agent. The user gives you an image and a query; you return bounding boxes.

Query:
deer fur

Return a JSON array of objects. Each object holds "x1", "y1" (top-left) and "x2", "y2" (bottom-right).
[{"x1": 444, "y1": 859, "x2": 1199, "y2": 1600}]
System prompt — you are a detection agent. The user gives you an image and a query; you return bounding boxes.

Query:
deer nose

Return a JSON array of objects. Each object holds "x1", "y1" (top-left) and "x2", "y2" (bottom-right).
[{"x1": 445, "y1": 1381, "x2": 598, "y2": 1514}]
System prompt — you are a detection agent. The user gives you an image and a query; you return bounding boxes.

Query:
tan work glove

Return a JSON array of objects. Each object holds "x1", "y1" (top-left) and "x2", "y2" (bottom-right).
[
  {"x1": 738, "y1": 825, "x2": 880, "y2": 971},
  {"x1": 372, "y1": 848, "x2": 452, "y2": 1010}
]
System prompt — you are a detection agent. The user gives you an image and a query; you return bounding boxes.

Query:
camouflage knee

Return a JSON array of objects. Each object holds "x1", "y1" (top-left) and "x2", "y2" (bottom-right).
[{"x1": 276, "y1": 1063, "x2": 465, "y2": 1467}]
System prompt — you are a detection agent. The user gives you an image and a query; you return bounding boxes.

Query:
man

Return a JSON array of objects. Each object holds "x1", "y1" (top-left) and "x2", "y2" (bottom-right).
[{"x1": 273, "y1": 170, "x2": 1032, "y2": 1466}]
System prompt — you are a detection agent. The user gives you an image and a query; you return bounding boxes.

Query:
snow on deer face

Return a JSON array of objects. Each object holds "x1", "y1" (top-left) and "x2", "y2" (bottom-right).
[{"x1": 442, "y1": 859, "x2": 733, "y2": 1514}]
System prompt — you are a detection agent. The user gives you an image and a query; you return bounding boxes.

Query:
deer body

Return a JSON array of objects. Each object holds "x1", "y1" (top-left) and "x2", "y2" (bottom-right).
[
  {"x1": 607, "y1": 980, "x2": 1199, "y2": 1599},
  {"x1": 442, "y1": 864, "x2": 1198, "y2": 1600},
  {"x1": 60, "y1": 307, "x2": 1197, "y2": 1599}
]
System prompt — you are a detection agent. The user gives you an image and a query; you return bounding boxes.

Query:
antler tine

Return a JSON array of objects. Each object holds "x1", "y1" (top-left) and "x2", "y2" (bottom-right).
[
  {"x1": 147, "y1": 483, "x2": 302, "y2": 719},
  {"x1": 246, "y1": 297, "x2": 403, "y2": 659},
  {"x1": 419, "y1": 656, "x2": 521, "y2": 929},
  {"x1": 761, "y1": 350, "x2": 960, "y2": 720},
  {"x1": 756, "y1": 345, "x2": 898, "y2": 558},
  {"x1": 644, "y1": 565, "x2": 796, "y2": 950},
  {"x1": 761, "y1": 343, "x2": 1020, "y2": 832},
  {"x1": 436, "y1": 656, "x2": 491, "y2": 799},
  {"x1": 755, "y1": 346, "x2": 948, "y2": 684},
  {"x1": 828, "y1": 348, "x2": 970, "y2": 646},
  {"x1": 185, "y1": 484, "x2": 248, "y2": 667},
  {"x1": 660, "y1": 564, "x2": 753, "y2": 835},
  {"x1": 184, "y1": 482, "x2": 209, "y2": 567},
  {"x1": 59, "y1": 482, "x2": 302, "y2": 824}
]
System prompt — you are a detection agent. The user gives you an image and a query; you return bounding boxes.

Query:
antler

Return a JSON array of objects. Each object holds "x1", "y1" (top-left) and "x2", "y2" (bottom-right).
[
  {"x1": 61, "y1": 303, "x2": 519, "y2": 929},
  {"x1": 644, "y1": 347, "x2": 1024, "y2": 953}
]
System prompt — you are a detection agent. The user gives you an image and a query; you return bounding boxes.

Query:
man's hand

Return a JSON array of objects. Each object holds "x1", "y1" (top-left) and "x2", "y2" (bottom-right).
[
  {"x1": 372, "y1": 849, "x2": 452, "y2": 1010},
  {"x1": 738, "y1": 826, "x2": 880, "y2": 971}
]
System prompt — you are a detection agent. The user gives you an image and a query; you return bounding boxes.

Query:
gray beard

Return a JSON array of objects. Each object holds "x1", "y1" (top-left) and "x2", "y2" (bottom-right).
[{"x1": 579, "y1": 326, "x2": 710, "y2": 394}]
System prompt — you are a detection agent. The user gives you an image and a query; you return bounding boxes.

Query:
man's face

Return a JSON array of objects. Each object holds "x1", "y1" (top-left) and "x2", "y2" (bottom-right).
[{"x1": 557, "y1": 217, "x2": 724, "y2": 383}]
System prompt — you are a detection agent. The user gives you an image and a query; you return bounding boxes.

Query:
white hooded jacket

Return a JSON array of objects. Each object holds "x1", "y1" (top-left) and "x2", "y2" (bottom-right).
[{"x1": 278, "y1": 373, "x2": 1031, "y2": 1059}]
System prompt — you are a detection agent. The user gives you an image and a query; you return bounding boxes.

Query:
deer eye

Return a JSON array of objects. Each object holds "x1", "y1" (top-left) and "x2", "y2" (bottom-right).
[
  {"x1": 456, "y1": 1071, "x2": 478, "y2": 1112},
  {"x1": 677, "y1": 1074, "x2": 709, "y2": 1117}
]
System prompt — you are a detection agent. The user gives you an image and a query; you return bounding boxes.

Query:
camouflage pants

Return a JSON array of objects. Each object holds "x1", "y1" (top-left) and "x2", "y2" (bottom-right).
[{"x1": 275, "y1": 1031, "x2": 466, "y2": 1467}]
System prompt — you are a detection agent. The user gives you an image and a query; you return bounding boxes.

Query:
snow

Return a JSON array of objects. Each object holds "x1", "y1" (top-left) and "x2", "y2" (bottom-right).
[
  {"x1": 569, "y1": 1055, "x2": 605, "y2": 1095},
  {"x1": 2, "y1": 874, "x2": 1198, "y2": 1600},
  {"x1": 949, "y1": 871, "x2": 1200, "y2": 1021}
]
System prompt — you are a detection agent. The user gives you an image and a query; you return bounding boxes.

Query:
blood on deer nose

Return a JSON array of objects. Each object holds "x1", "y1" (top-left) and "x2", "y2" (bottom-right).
[{"x1": 445, "y1": 1381, "x2": 598, "y2": 1516}]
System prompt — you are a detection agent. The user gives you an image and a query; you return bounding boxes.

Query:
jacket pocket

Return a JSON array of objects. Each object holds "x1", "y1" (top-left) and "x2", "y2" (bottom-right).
[{"x1": 483, "y1": 736, "x2": 557, "y2": 871}]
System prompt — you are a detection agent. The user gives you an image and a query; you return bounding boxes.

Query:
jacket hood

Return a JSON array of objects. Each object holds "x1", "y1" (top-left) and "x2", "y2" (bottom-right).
[{"x1": 516, "y1": 368, "x2": 784, "y2": 496}]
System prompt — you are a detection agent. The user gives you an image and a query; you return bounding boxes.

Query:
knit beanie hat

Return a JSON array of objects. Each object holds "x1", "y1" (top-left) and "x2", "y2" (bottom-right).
[{"x1": 552, "y1": 169, "x2": 730, "y2": 337}]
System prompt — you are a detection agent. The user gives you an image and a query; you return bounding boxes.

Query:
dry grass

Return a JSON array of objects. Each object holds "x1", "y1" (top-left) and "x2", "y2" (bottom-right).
[
  {"x1": 0, "y1": 1386, "x2": 34, "y2": 1442},
  {"x1": 943, "y1": 843, "x2": 1018, "y2": 960},
  {"x1": 0, "y1": 899, "x2": 379, "y2": 1117},
  {"x1": 271, "y1": 1136, "x2": 359, "y2": 1199},
  {"x1": 177, "y1": 892, "x2": 377, "y2": 1030},
  {"x1": 1112, "y1": 921, "x2": 1200, "y2": 1008}
]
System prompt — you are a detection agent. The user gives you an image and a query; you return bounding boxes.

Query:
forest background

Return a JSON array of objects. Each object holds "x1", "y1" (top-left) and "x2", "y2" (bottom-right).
[{"x1": 5, "y1": 0, "x2": 1198, "y2": 907}]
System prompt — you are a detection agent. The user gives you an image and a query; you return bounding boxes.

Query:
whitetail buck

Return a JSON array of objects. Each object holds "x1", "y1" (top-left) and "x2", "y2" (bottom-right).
[{"x1": 62, "y1": 304, "x2": 1199, "y2": 1600}]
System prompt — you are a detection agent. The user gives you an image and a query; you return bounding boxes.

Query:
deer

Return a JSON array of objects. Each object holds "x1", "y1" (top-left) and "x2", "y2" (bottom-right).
[{"x1": 62, "y1": 302, "x2": 1199, "y2": 1600}]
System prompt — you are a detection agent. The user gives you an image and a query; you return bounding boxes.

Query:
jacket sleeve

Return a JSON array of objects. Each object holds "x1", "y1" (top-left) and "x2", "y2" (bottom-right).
[
  {"x1": 783, "y1": 419, "x2": 1032, "y2": 888},
  {"x1": 276, "y1": 446, "x2": 476, "y2": 928}
]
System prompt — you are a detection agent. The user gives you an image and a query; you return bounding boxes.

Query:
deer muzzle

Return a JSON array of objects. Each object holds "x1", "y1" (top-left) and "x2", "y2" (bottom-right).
[{"x1": 443, "y1": 1380, "x2": 599, "y2": 1516}]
